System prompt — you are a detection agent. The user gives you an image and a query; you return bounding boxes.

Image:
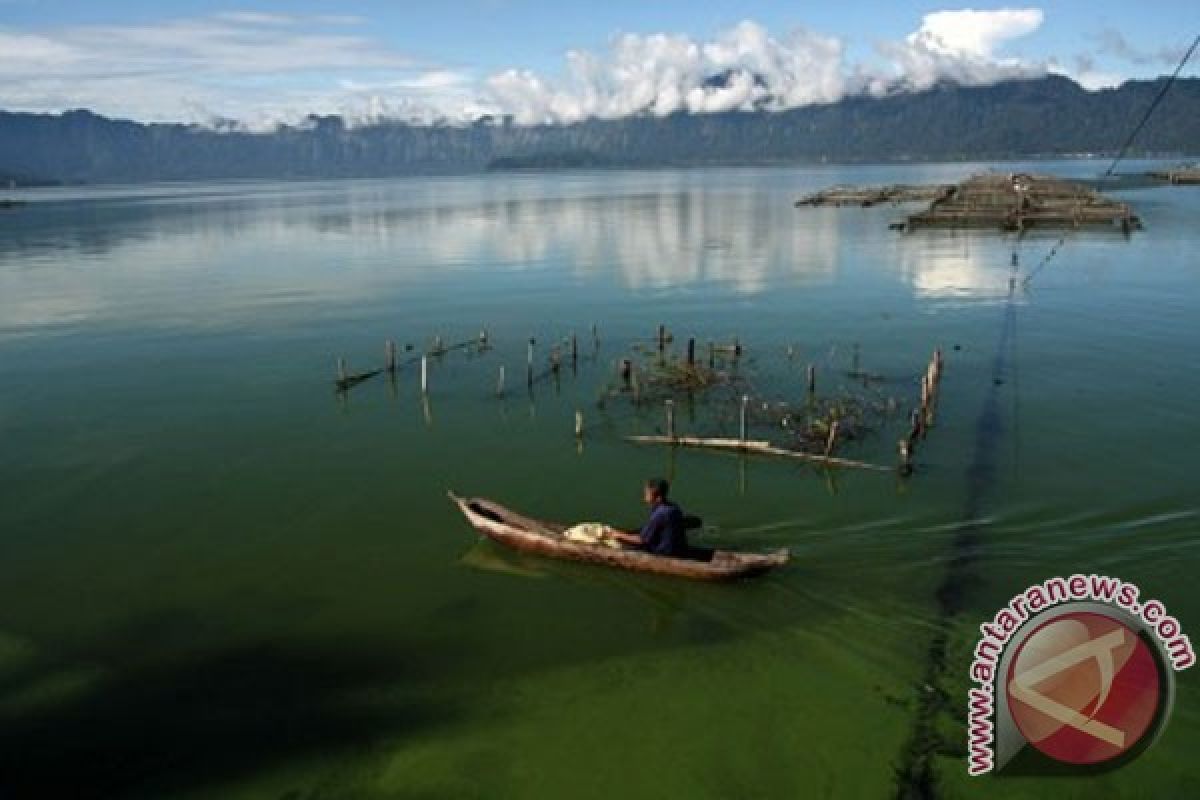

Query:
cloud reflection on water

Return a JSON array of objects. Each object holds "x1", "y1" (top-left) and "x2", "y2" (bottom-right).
[{"x1": 0, "y1": 176, "x2": 844, "y2": 333}]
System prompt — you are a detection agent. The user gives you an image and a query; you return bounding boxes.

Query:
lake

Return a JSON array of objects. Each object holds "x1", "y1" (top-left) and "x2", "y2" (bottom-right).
[{"x1": 1, "y1": 162, "x2": 1197, "y2": 798}]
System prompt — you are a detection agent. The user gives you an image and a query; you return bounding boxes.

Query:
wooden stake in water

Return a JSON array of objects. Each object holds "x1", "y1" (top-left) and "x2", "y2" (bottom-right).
[
  {"x1": 740, "y1": 394, "x2": 749, "y2": 441},
  {"x1": 665, "y1": 399, "x2": 675, "y2": 439},
  {"x1": 591, "y1": 322, "x2": 598, "y2": 348},
  {"x1": 657, "y1": 324, "x2": 666, "y2": 353},
  {"x1": 575, "y1": 410, "x2": 583, "y2": 438},
  {"x1": 708, "y1": 340, "x2": 715, "y2": 369},
  {"x1": 385, "y1": 340, "x2": 397, "y2": 373},
  {"x1": 807, "y1": 364, "x2": 816, "y2": 394},
  {"x1": 898, "y1": 438, "x2": 913, "y2": 476},
  {"x1": 337, "y1": 357, "x2": 347, "y2": 383},
  {"x1": 824, "y1": 420, "x2": 840, "y2": 458},
  {"x1": 620, "y1": 358, "x2": 632, "y2": 387},
  {"x1": 686, "y1": 338, "x2": 695, "y2": 367},
  {"x1": 497, "y1": 365, "x2": 506, "y2": 396},
  {"x1": 527, "y1": 338, "x2": 535, "y2": 387},
  {"x1": 571, "y1": 333, "x2": 578, "y2": 366},
  {"x1": 420, "y1": 356, "x2": 428, "y2": 394},
  {"x1": 550, "y1": 346, "x2": 561, "y2": 374}
]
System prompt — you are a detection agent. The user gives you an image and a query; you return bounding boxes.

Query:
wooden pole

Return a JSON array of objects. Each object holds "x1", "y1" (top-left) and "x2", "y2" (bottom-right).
[
  {"x1": 337, "y1": 357, "x2": 347, "y2": 383},
  {"x1": 708, "y1": 340, "x2": 715, "y2": 369},
  {"x1": 479, "y1": 329, "x2": 489, "y2": 348},
  {"x1": 686, "y1": 338, "x2": 695, "y2": 367},
  {"x1": 824, "y1": 420, "x2": 840, "y2": 458},
  {"x1": 575, "y1": 410, "x2": 583, "y2": 438},
  {"x1": 740, "y1": 394, "x2": 749, "y2": 442},
  {"x1": 631, "y1": 365, "x2": 640, "y2": 405},
  {"x1": 497, "y1": 365, "x2": 505, "y2": 396},
  {"x1": 665, "y1": 399, "x2": 675, "y2": 439},
  {"x1": 626, "y1": 435, "x2": 892, "y2": 472},
  {"x1": 898, "y1": 438, "x2": 913, "y2": 476},
  {"x1": 433, "y1": 335, "x2": 443, "y2": 355},
  {"x1": 571, "y1": 333, "x2": 578, "y2": 366},
  {"x1": 385, "y1": 340, "x2": 397, "y2": 372},
  {"x1": 657, "y1": 324, "x2": 666, "y2": 353},
  {"x1": 550, "y1": 346, "x2": 561, "y2": 374},
  {"x1": 527, "y1": 338, "x2": 535, "y2": 387},
  {"x1": 591, "y1": 323, "x2": 598, "y2": 348},
  {"x1": 807, "y1": 364, "x2": 816, "y2": 394},
  {"x1": 620, "y1": 358, "x2": 632, "y2": 387},
  {"x1": 420, "y1": 356, "x2": 428, "y2": 394}
]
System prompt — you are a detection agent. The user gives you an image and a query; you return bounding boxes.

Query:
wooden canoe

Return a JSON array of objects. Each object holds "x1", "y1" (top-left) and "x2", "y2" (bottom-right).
[{"x1": 448, "y1": 492, "x2": 788, "y2": 581}]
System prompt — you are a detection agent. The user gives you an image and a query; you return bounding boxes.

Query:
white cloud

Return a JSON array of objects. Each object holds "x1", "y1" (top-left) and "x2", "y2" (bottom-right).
[
  {"x1": 0, "y1": 8, "x2": 1061, "y2": 128},
  {"x1": 483, "y1": 21, "x2": 850, "y2": 124},
  {"x1": 870, "y1": 8, "x2": 1046, "y2": 93},
  {"x1": 480, "y1": 12, "x2": 1048, "y2": 124},
  {"x1": 0, "y1": 12, "x2": 465, "y2": 128}
]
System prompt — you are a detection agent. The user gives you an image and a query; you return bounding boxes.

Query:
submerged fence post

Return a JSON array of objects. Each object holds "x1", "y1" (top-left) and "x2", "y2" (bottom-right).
[
  {"x1": 386, "y1": 340, "x2": 397, "y2": 373},
  {"x1": 620, "y1": 358, "x2": 632, "y2": 387},
  {"x1": 527, "y1": 338, "x2": 535, "y2": 387},
  {"x1": 420, "y1": 356, "x2": 428, "y2": 394},
  {"x1": 497, "y1": 365, "x2": 506, "y2": 396},
  {"x1": 665, "y1": 399, "x2": 675, "y2": 439},
  {"x1": 807, "y1": 364, "x2": 816, "y2": 394},
  {"x1": 686, "y1": 338, "x2": 695, "y2": 367},
  {"x1": 571, "y1": 333, "x2": 578, "y2": 367},
  {"x1": 575, "y1": 410, "x2": 584, "y2": 439},
  {"x1": 740, "y1": 394, "x2": 749, "y2": 442},
  {"x1": 337, "y1": 357, "x2": 347, "y2": 384}
]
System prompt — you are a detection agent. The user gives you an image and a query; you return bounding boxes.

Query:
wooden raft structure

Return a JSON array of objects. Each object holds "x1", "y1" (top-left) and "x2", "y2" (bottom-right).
[
  {"x1": 902, "y1": 173, "x2": 1141, "y2": 232},
  {"x1": 795, "y1": 184, "x2": 953, "y2": 208},
  {"x1": 1148, "y1": 166, "x2": 1200, "y2": 185}
]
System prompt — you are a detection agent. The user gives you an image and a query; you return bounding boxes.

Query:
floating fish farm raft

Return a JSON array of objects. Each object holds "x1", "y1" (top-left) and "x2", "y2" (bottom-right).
[
  {"x1": 1148, "y1": 165, "x2": 1200, "y2": 185},
  {"x1": 798, "y1": 172, "x2": 1142, "y2": 233}
]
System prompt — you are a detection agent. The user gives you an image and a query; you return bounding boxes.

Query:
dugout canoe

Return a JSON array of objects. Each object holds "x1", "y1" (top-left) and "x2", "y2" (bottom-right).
[{"x1": 448, "y1": 492, "x2": 788, "y2": 581}]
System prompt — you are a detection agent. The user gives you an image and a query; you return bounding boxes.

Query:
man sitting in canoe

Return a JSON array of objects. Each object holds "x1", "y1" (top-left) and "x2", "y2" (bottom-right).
[{"x1": 609, "y1": 478, "x2": 689, "y2": 557}]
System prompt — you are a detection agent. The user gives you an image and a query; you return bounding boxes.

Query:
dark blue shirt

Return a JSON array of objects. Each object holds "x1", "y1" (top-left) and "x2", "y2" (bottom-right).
[{"x1": 640, "y1": 501, "x2": 688, "y2": 556}]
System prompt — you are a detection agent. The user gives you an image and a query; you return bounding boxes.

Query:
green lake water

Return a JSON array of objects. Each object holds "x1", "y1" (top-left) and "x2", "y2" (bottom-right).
[{"x1": 0, "y1": 163, "x2": 1197, "y2": 798}]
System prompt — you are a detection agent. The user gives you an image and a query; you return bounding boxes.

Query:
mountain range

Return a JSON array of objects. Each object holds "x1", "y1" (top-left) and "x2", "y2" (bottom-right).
[{"x1": 1, "y1": 75, "x2": 1197, "y2": 185}]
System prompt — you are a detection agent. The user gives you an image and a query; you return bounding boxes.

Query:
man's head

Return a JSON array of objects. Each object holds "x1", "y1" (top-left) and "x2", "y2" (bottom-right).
[{"x1": 643, "y1": 477, "x2": 669, "y2": 505}]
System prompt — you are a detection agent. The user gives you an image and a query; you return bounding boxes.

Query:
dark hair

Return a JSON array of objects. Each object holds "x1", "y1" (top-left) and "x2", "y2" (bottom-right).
[{"x1": 645, "y1": 477, "x2": 670, "y2": 499}]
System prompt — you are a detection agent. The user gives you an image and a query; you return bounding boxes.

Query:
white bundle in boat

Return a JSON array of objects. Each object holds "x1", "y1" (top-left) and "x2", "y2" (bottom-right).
[{"x1": 562, "y1": 522, "x2": 623, "y2": 549}]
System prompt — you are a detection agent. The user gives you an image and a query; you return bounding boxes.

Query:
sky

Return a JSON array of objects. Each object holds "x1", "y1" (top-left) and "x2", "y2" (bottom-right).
[{"x1": 0, "y1": 2, "x2": 1195, "y2": 128}]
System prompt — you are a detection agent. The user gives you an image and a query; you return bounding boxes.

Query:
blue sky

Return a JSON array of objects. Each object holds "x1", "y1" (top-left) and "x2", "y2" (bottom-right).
[{"x1": 0, "y1": 2, "x2": 1195, "y2": 126}]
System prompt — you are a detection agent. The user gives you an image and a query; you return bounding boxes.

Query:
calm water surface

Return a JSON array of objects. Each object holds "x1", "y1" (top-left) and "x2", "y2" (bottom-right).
[{"x1": 1, "y1": 162, "x2": 1197, "y2": 798}]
